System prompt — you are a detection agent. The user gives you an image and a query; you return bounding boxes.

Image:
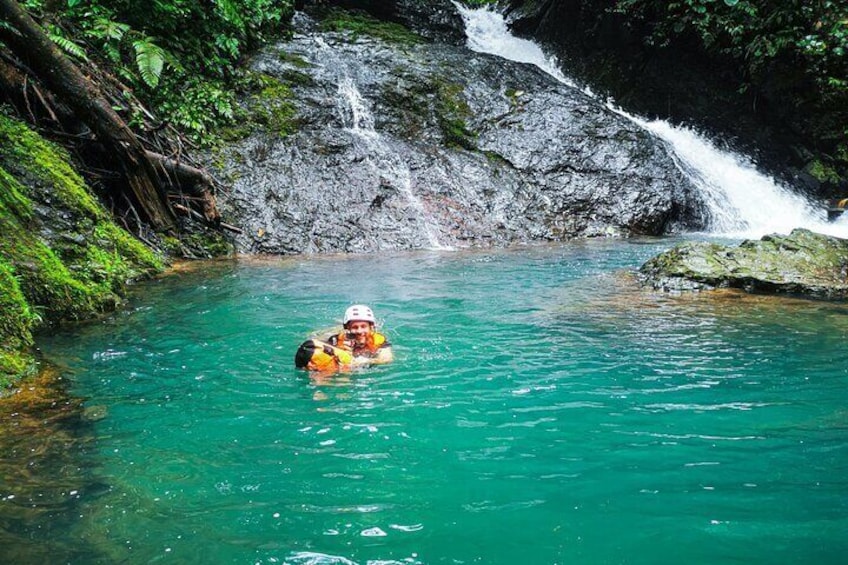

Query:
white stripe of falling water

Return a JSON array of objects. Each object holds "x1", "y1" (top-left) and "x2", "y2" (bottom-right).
[
  {"x1": 456, "y1": 4, "x2": 848, "y2": 239},
  {"x1": 337, "y1": 75, "x2": 376, "y2": 136},
  {"x1": 336, "y1": 77, "x2": 447, "y2": 249}
]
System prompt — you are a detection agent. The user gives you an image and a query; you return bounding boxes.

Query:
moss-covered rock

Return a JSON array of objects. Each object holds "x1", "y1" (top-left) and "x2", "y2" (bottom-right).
[
  {"x1": 220, "y1": 73, "x2": 300, "y2": 143},
  {"x1": 0, "y1": 112, "x2": 163, "y2": 386},
  {"x1": 380, "y1": 72, "x2": 477, "y2": 149},
  {"x1": 318, "y1": 8, "x2": 424, "y2": 45},
  {"x1": 640, "y1": 229, "x2": 848, "y2": 299}
]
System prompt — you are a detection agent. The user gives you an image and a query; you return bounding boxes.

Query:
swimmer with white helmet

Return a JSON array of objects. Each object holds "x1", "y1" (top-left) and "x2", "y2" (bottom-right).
[
  {"x1": 326, "y1": 304, "x2": 393, "y2": 364},
  {"x1": 295, "y1": 304, "x2": 393, "y2": 371}
]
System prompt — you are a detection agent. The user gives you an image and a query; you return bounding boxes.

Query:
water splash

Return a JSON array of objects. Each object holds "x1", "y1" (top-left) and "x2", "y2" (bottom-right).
[
  {"x1": 456, "y1": 5, "x2": 848, "y2": 239},
  {"x1": 337, "y1": 77, "x2": 447, "y2": 249},
  {"x1": 626, "y1": 117, "x2": 828, "y2": 237}
]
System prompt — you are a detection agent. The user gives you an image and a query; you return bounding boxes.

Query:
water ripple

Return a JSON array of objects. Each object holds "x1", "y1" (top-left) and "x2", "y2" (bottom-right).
[{"x1": 25, "y1": 242, "x2": 848, "y2": 564}]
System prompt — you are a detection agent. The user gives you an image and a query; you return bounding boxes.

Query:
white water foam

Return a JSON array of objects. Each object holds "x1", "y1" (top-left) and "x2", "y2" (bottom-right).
[
  {"x1": 337, "y1": 77, "x2": 447, "y2": 249},
  {"x1": 456, "y1": 5, "x2": 848, "y2": 239},
  {"x1": 337, "y1": 75, "x2": 375, "y2": 135}
]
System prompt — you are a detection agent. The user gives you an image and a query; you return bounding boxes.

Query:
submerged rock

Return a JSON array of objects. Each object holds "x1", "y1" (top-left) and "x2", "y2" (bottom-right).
[
  {"x1": 214, "y1": 8, "x2": 708, "y2": 253},
  {"x1": 640, "y1": 229, "x2": 848, "y2": 299}
]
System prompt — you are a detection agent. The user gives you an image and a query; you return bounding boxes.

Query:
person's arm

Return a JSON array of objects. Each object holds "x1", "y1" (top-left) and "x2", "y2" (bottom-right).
[
  {"x1": 371, "y1": 345, "x2": 393, "y2": 364},
  {"x1": 351, "y1": 344, "x2": 393, "y2": 366}
]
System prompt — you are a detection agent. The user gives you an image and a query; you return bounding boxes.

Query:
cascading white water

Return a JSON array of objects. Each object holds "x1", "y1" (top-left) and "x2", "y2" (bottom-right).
[
  {"x1": 336, "y1": 77, "x2": 446, "y2": 249},
  {"x1": 337, "y1": 75, "x2": 375, "y2": 135},
  {"x1": 457, "y1": 5, "x2": 848, "y2": 239}
]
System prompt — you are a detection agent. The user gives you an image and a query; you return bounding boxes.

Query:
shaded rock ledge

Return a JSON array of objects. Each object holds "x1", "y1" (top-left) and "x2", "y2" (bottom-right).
[{"x1": 640, "y1": 229, "x2": 848, "y2": 300}]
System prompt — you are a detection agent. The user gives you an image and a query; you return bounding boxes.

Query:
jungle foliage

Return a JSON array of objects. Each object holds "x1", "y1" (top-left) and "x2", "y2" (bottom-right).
[
  {"x1": 21, "y1": 0, "x2": 295, "y2": 143},
  {"x1": 612, "y1": 0, "x2": 848, "y2": 167},
  {"x1": 613, "y1": 0, "x2": 847, "y2": 95}
]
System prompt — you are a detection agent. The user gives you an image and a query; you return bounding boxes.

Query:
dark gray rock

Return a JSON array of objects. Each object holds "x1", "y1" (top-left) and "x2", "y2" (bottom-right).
[
  {"x1": 298, "y1": 0, "x2": 468, "y2": 45},
  {"x1": 640, "y1": 229, "x2": 848, "y2": 300},
  {"x1": 213, "y1": 9, "x2": 708, "y2": 253}
]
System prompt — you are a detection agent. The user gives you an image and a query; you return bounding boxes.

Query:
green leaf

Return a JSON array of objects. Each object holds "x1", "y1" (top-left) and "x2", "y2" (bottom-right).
[
  {"x1": 215, "y1": 0, "x2": 244, "y2": 27},
  {"x1": 91, "y1": 18, "x2": 130, "y2": 42},
  {"x1": 133, "y1": 38, "x2": 165, "y2": 89},
  {"x1": 48, "y1": 32, "x2": 88, "y2": 61},
  {"x1": 724, "y1": 0, "x2": 739, "y2": 6}
]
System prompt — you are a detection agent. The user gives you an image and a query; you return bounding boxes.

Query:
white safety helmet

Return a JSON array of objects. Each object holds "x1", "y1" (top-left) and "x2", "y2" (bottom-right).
[{"x1": 343, "y1": 304, "x2": 376, "y2": 326}]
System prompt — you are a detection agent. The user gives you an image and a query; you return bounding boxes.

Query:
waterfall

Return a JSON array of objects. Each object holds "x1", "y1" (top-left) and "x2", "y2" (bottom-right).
[
  {"x1": 336, "y1": 77, "x2": 446, "y2": 249},
  {"x1": 337, "y1": 75, "x2": 375, "y2": 135},
  {"x1": 457, "y1": 5, "x2": 848, "y2": 239}
]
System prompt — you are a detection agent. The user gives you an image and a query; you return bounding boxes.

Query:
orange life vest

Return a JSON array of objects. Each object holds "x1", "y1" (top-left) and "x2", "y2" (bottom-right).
[
  {"x1": 294, "y1": 332, "x2": 388, "y2": 372},
  {"x1": 294, "y1": 339, "x2": 354, "y2": 372},
  {"x1": 334, "y1": 331, "x2": 387, "y2": 356}
]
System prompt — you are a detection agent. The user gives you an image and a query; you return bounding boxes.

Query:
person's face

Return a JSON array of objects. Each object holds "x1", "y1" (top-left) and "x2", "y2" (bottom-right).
[{"x1": 346, "y1": 321, "x2": 372, "y2": 343}]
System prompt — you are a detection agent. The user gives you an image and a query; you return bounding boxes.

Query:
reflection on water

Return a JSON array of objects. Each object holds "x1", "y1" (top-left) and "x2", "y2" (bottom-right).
[
  {"x1": 4, "y1": 240, "x2": 848, "y2": 564},
  {"x1": 0, "y1": 367, "x2": 104, "y2": 562}
]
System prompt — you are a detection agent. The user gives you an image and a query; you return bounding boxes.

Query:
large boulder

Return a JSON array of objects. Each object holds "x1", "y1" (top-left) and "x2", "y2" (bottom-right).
[
  {"x1": 640, "y1": 229, "x2": 848, "y2": 300},
  {"x1": 213, "y1": 8, "x2": 707, "y2": 253}
]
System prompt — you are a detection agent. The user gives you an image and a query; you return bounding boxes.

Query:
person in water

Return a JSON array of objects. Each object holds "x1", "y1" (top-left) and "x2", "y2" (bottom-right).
[
  {"x1": 327, "y1": 304, "x2": 393, "y2": 363},
  {"x1": 295, "y1": 304, "x2": 393, "y2": 371}
]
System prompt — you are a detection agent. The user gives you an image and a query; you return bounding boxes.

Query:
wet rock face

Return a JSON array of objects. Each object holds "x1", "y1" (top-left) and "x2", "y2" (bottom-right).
[
  {"x1": 214, "y1": 9, "x2": 706, "y2": 253},
  {"x1": 300, "y1": 0, "x2": 468, "y2": 45},
  {"x1": 640, "y1": 229, "x2": 848, "y2": 300}
]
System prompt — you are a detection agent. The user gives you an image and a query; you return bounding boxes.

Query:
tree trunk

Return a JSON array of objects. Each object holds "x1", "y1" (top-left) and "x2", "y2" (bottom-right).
[
  {"x1": 0, "y1": 54, "x2": 222, "y2": 226},
  {"x1": 145, "y1": 150, "x2": 219, "y2": 224},
  {"x1": 0, "y1": 0, "x2": 176, "y2": 230}
]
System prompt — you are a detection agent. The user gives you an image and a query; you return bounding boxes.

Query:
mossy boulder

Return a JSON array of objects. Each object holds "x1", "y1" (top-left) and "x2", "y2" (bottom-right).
[
  {"x1": 0, "y1": 112, "x2": 163, "y2": 386},
  {"x1": 640, "y1": 229, "x2": 848, "y2": 299}
]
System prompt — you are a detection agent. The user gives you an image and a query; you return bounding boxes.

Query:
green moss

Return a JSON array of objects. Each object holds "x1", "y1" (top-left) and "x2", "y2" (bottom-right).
[
  {"x1": 435, "y1": 81, "x2": 477, "y2": 150},
  {"x1": 92, "y1": 222, "x2": 162, "y2": 274},
  {"x1": 0, "y1": 115, "x2": 103, "y2": 219},
  {"x1": 253, "y1": 79, "x2": 298, "y2": 136},
  {"x1": 0, "y1": 259, "x2": 37, "y2": 387},
  {"x1": 381, "y1": 73, "x2": 478, "y2": 149},
  {"x1": 183, "y1": 232, "x2": 233, "y2": 257},
  {"x1": 274, "y1": 50, "x2": 311, "y2": 69},
  {"x1": 0, "y1": 112, "x2": 163, "y2": 385},
  {"x1": 319, "y1": 9, "x2": 423, "y2": 45},
  {"x1": 484, "y1": 150, "x2": 510, "y2": 167},
  {"x1": 281, "y1": 69, "x2": 315, "y2": 87},
  {"x1": 221, "y1": 73, "x2": 299, "y2": 142},
  {"x1": 159, "y1": 231, "x2": 233, "y2": 258},
  {"x1": 806, "y1": 158, "x2": 842, "y2": 185}
]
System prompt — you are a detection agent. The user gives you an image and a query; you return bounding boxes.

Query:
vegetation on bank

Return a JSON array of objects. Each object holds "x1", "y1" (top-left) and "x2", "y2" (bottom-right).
[
  {"x1": 0, "y1": 111, "x2": 162, "y2": 387},
  {"x1": 0, "y1": 0, "x2": 300, "y2": 387},
  {"x1": 33, "y1": 0, "x2": 297, "y2": 144},
  {"x1": 613, "y1": 0, "x2": 846, "y2": 95},
  {"x1": 319, "y1": 7, "x2": 424, "y2": 45}
]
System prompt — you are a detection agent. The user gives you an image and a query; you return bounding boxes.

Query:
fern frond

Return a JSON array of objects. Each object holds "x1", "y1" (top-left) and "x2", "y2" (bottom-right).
[
  {"x1": 133, "y1": 38, "x2": 165, "y2": 88},
  {"x1": 90, "y1": 18, "x2": 130, "y2": 42},
  {"x1": 0, "y1": 20, "x2": 16, "y2": 35},
  {"x1": 48, "y1": 33, "x2": 88, "y2": 61},
  {"x1": 160, "y1": 49, "x2": 185, "y2": 74},
  {"x1": 116, "y1": 64, "x2": 136, "y2": 85}
]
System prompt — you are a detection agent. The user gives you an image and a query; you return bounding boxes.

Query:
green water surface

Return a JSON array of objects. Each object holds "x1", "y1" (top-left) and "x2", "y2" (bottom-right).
[{"x1": 5, "y1": 240, "x2": 848, "y2": 564}]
